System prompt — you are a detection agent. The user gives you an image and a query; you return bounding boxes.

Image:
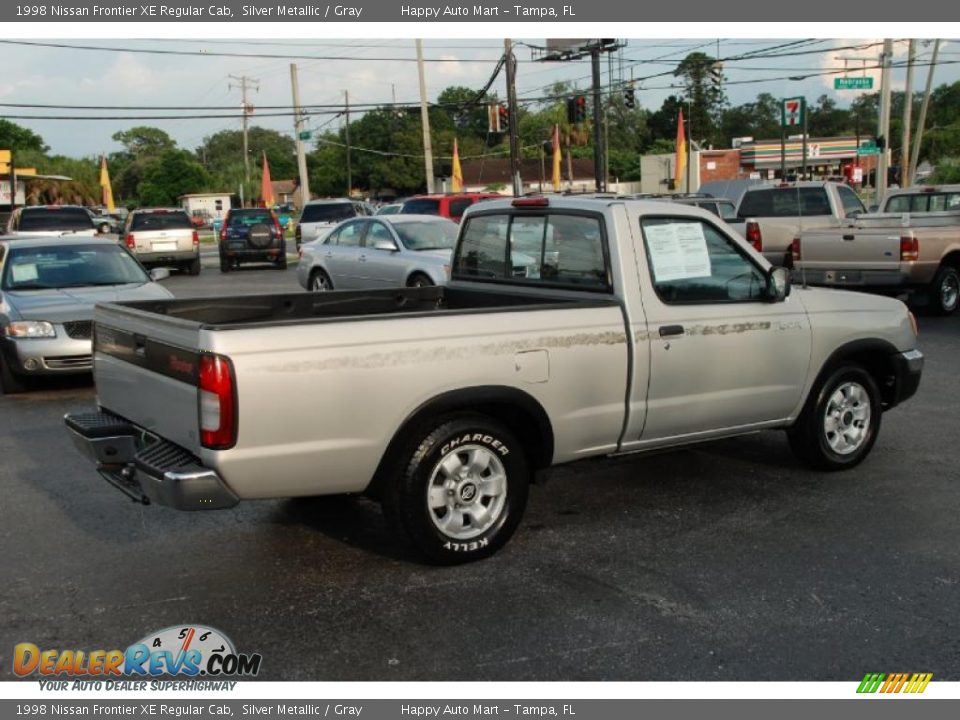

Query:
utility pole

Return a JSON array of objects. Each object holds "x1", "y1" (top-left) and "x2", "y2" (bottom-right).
[
  {"x1": 504, "y1": 39, "x2": 522, "y2": 196},
  {"x1": 415, "y1": 40, "x2": 435, "y2": 194},
  {"x1": 229, "y1": 74, "x2": 259, "y2": 189},
  {"x1": 877, "y1": 39, "x2": 893, "y2": 200},
  {"x1": 910, "y1": 39, "x2": 941, "y2": 184},
  {"x1": 344, "y1": 90, "x2": 352, "y2": 197},
  {"x1": 901, "y1": 40, "x2": 916, "y2": 187},
  {"x1": 289, "y1": 64, "x2": 311, "y2": 207},
  {"x1": 591, "y1": 47, "x2": 604, "y2": 192}
]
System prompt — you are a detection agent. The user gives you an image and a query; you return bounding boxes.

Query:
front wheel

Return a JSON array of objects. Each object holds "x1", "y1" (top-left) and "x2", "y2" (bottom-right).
[
  {"x1": 788, "y1": 365, "x2": 881, "y2": 471},
  {"x1": 929, "y1": 265, "x2": 960, "y2": 315},
  {"x1": 407, "y1": 273, "x2": 434, "y2": 288},
  {"x1": 382, "y1": 415, "x2": 529, "y2": 564},
  {"x1": 310, "y1": 269, "x2": 333, "y2": 292},
  {"x1": 0, "y1": 357, "x2": 27, "y2": 395}
]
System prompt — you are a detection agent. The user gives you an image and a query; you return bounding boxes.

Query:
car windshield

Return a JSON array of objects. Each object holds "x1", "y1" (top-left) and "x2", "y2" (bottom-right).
[
  {"x1": 18, "y1": 208, "x2": 95, "y2": 232},
  {"x1": 401, "y1": 199, "x2": 441, "y2": 215},
  {"x1": 300, "y1": 203, "x2": 355, "y2": 223},
  {"x1": 229, "y1": 210, "x2": 274, "y2": 226},
  {"x1": 130, "y1": 212, "x2": 193, "y2": 231},
  {"x1": 1, "y1": 244, "x2": 150, "y2": 290},
  {"x1": 394, "y1": 220, "x2": 459, "y2": 251}
]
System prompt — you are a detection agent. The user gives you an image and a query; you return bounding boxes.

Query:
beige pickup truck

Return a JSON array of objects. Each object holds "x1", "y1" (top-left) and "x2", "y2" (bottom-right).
[
  {"x1": 65, "y1": 197, "x2": 923, "y2": 563},
  {"x1": 729, "y1": 181, "x2": 867, "y2": 267},
  {"x1": 793, "y1": 191, "x2": 960, "y2": 315}
]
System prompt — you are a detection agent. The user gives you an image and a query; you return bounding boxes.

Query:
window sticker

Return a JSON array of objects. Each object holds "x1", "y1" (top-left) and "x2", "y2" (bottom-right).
[
  {"x1": 11, "y1": 263, "x2": 39, "y2": 283},
  {"x1": 645, "y1": 222, "x2": 711, "y2": 282}
]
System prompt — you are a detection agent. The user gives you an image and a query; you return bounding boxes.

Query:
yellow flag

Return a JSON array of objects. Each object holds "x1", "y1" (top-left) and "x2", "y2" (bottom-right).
[
  {"x1": 551, "y1": 124, "x2": 562, "y2": 191},
  {"x1": 451, "y1": 138, "x2": 463, "y2": 192},
  {"x1": 99, "y1": 156, "x2": 115, "y2": 212}
]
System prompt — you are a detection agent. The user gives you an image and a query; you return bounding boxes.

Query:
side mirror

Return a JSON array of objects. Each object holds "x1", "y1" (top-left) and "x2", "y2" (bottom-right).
[
  {"x1": 373, "y1": 239, "x2": 399, "y2": 252},
  {"x1": 767, "y1": 266, "x2": 790, "y2": 302},
  {"x1": 150, "y1": 267, "x2": 171, "y2": 282}
]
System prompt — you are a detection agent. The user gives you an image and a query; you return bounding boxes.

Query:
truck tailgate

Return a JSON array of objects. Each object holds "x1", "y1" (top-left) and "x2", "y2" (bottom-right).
[
  {"x1": 93, "y1": 302, "x2": 204, "y2": 454},
  {"x1": 798, "y1": 227, "x2": 903, "y2": 271}
]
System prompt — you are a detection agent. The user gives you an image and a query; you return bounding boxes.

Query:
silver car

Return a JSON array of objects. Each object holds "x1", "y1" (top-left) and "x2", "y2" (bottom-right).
[
  {"x1": 297, "y1": 215, "x2": 459, "y2": 291},
  {"x1": 0, "y1": 236, "x2": 174, "y2": 394}
]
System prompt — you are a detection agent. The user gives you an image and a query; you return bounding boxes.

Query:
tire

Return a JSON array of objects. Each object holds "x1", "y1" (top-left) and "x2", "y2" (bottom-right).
[
  {"x1": 219, "y1": 256, "x2": 231, "y2": 273},
  {"x1": 381, "y1": 414, "x2": 530, "y2": 564},
  {"x1": 248, "y1": 223, "x2": 272, "y2": 249},
  {"x1": 929, "y1": 265, "x2": 960, "y2": 315},
  {"x1": 0, "y1": 357, "x2": 27, "y2": 395},
  {"x1": 788, "y1": 365, "x2": 882, "y2": 471},
  {"x1": 275, "y1": 254, "x2": 288, "y2": 270},
  {"x1": 309, "y1": 269, "x2": 333, "y2": 292},
  {"x1": 187, "y1": 257, "x2": 202, "y2": 276},
  {"x1": 407, "y1": 273, "x2": 434, "y2": 288}
]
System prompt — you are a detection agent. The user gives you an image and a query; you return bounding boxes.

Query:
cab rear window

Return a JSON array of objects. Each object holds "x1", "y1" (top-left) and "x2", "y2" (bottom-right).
[
  {"x1": 454, "y1": 212, "x2": 609, "y2": 291},
  {"x1": 18, "y1": 208, "x2": 95, "y2": 231},
  {"x1": 737, "y1": 188, "x2": 832, "y2": 218}
]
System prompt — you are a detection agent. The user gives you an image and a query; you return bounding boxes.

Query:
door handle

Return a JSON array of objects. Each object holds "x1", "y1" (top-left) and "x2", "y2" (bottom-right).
[
  {"x1": 659, "y1": 325, "x2": 685, "y2": 338},
  {"x1": 842, "y1": 234, "x2": 855, "y2": 241}
]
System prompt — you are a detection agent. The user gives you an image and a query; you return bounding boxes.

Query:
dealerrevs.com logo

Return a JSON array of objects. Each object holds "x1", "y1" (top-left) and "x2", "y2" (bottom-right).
[
  {"x1": 857, "y1": 673, "x2": 933, "y2": 694},
  {"x1": 14, "y1": 625, "x2": 262, "y2": 683}
]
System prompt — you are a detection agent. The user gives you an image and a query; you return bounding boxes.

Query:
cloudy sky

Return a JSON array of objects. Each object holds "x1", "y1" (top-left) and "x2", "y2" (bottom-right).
[{"x1": 0, "y1": 37, "x2": 955, "y2": 159}]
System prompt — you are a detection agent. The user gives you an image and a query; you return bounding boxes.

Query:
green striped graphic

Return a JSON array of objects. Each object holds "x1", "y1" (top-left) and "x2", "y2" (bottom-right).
[{"x1": 857, "y1": 672, "x2": 886, "y2": 693}]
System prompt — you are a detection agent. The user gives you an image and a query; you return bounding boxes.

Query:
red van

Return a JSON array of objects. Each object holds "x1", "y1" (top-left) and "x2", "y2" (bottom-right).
[{"x1": 400, "y1": 193, "x2": 502, "y2": 223}]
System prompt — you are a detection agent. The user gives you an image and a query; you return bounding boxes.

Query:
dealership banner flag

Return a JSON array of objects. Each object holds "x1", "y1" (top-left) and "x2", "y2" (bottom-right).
[
  {"x1": 674, "y1": 108, "x2": 686, "y2": 190},
  {"x1": 261, "y1": 151, "x2": 274, "y2": 207},
  {"x1": 99, "y1": 155, "x2": 115, "y2": 212},
  {"x1": 552, "y1": 124, "x2": 562, "y2": 191},
  {"x1": 451, "y1": 138, "x2": 463, "y2": 192}
]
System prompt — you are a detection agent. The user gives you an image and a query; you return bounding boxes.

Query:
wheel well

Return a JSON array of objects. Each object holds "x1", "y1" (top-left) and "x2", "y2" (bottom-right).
[
  {"x1": 940, "y1": 250, "x2": 960, "y2": 271},
  {"x1": 367, "y1": 386, "x2": 554, "y2": 498},
  {"x1": 813, "y1": 340, "x2": 900, "y2": 409},
  {"x1": 406, "y1": 271, "x2": 432, "y2": 285}
]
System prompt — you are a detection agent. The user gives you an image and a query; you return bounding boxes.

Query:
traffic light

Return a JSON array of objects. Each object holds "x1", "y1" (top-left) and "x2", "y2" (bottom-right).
[
  {"x1": 709, "y1": 62, "x2": 723, "y2": 89},
  {"x1": 498, "y1": 103, "x2": 509, "y2": 129},
  {"x1": 572, "y1": 95, "x2": 587, "y2": 123},
  {"x1": 623, "y1": 85, "x2": 635, "y2": 110}
]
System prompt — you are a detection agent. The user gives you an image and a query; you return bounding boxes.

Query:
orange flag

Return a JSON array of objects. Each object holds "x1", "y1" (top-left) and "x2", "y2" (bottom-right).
[
  {"x1": 674, "y1": 108, "x2": 687, "y2": 191},
  {"x1": 261, "y1": 152, "x2": 274, "y2": 208},
  {"x1": 551, "y1": 124, "x2": 562, "y2": 191}
]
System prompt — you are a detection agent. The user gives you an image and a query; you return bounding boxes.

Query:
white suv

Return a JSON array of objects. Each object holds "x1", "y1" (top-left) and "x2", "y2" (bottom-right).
[{"x1": 295, "y1": 199, "x2": 371, "y2": 249}]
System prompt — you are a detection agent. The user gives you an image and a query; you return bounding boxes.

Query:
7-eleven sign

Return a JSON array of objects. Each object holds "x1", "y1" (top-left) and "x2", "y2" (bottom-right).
[{"x1": 782, "y1": 97, "x2": 805, "y2": 128}]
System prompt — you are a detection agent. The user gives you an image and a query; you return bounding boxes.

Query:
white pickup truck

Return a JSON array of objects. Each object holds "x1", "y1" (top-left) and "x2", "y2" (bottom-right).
[{"x1": 65, "y1": 197, "x2": 923, "y2": 563}]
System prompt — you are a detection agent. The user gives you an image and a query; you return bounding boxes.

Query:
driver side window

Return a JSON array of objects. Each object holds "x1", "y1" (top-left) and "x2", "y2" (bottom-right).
[{"x1": 641, "y1": 217, "x2": 767, "y2": 304}]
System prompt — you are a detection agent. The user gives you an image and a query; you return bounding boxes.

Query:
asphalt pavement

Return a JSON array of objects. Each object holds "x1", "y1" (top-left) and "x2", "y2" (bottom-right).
[{"x1": 1, "y1": 267, "x2": 958, "y2": 681}]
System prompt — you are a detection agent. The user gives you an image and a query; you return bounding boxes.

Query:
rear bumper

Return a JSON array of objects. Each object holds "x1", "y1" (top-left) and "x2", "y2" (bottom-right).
[
  {"x1": 792, "y1": 267, "x2": 911, "y2": 290},
  {"x1": 64, "y1": 409, "x2": 238, "y2": 511},
  {"x1": 135, "y1": 250, "x2": 199, "y2": 266}
]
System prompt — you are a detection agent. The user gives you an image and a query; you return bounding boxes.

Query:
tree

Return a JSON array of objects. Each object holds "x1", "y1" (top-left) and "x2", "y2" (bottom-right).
[
  {"x1": 197, "y1": 126, "x2": 297, "y2": 182},
  {"x1": 111, "y1": 126, "x2": 176, "y2": 157},
  {"x1": 0, "y1": 119, "x2": 48, "y2": 154},
  {"x1": 674, "y1": 52, "x2": 727, "y2": 148},
  {"x1": 138, "y1": 149, "x2": 211, "y2": 206}
]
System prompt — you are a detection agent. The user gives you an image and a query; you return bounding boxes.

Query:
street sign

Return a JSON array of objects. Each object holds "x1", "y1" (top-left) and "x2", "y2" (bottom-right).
[
  {"x1": 297, "y1": 131, "x2": 312, "y2": 141},
  {"x1": 835, "y1": 77, "x2": 874, "y2": 90},
  {"x1": 858, "y1": 140, "x2": 880, "y2": 156},
  {"x1": 782, "y1": 97, "x2": 805, "y2": 128}
]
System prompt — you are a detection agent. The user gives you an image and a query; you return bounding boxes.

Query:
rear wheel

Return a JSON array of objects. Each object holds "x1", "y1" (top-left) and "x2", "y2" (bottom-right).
[
  {"x1": 788, "y1": 364, "x2": 881, "y2": 471},
  {"x1": 0, "y1": 357, "x2": 27, "y2": 395},
  {"x1": 275, "y1": 253, "x2": 288, "y2": 270},
  {"x1": 310, "y1": 269, "x2": 333, "y2": 292},
  {"x1": 187, "y1": 257, "x2": 201, "y2": 276},
  {"x1": 381, "y1": 414, "x2": 529, "y2": 564},
  {"x1": 929, "y1": 265, "x2": 960, "y2": 315},
  {"x1": 219, "y1": 255, "x2": 231, "y2": 273}
]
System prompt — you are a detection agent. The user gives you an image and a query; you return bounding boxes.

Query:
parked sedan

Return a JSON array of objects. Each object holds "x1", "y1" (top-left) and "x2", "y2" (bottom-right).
[
  {"x1": 297, "y1": 215, "x2": 459, "y2": 292},
  {"x1": 0, "y1": 236, "x2": 174, "y2": 394}
]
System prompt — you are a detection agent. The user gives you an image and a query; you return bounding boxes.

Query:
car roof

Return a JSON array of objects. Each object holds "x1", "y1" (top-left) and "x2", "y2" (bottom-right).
[
  {"x1": 0, "y1": 234, "x2": 121, "y2": 249},
  {"x1": 131, "y1": 207, "x2": 188, "y2": 214},
  {"x1": 19, "y1": 204, "x2": 88, "y2": 211},
  {"x1": 405, "y1": 193, "x2": 501, "y2": 200},
  {"x1": 375, "y1": 214, "x2": 454, "y2": 224},
  {"x1": 462, "y1": 196, "x2": 720, "y2": 219},
  {"x1": 304, "y1": 198, "x2": 354, "y2": 205}
]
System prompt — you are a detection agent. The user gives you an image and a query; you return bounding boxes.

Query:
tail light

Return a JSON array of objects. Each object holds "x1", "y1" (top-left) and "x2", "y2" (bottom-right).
[
  {"x1": 900, "y1": 235, "x2": 919, "y2": 262},
  {"x1": 791, "y1": 237, "x2": 801, "y2": 263},
  {"x1": 192, "y1": 230, "x2": 199, "y2": 246},
  {"x1": 745, "y1": 221, "x2": 762, "y2": 252},
  {"x1": 124, "y1": 233, "x2": 136, "y2": 249},
  {"x1": 198, "y1": 354, "x2": 236, "y2": 450}
]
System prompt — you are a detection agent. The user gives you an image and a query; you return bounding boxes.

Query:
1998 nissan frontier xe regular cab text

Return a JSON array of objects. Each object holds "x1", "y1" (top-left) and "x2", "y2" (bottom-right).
[{"x1": 65, "y1": 196, "x2": 923, "y2": 563}]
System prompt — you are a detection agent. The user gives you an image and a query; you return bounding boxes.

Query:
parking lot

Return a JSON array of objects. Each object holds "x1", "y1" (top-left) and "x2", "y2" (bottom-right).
[{"x1": 1, "y1": 263, "x2": 958, "y2": 682}]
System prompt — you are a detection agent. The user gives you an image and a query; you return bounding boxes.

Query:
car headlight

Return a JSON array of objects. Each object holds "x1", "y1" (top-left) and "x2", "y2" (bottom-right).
[{"x1": 5, "y1": 321, "x2": 57, "y2": 339}]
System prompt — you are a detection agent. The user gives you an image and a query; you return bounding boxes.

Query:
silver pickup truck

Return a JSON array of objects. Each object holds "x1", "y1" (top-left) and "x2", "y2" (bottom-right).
[{"x1": 65, "y1": 197, "x2": 923, "y2": 563}]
